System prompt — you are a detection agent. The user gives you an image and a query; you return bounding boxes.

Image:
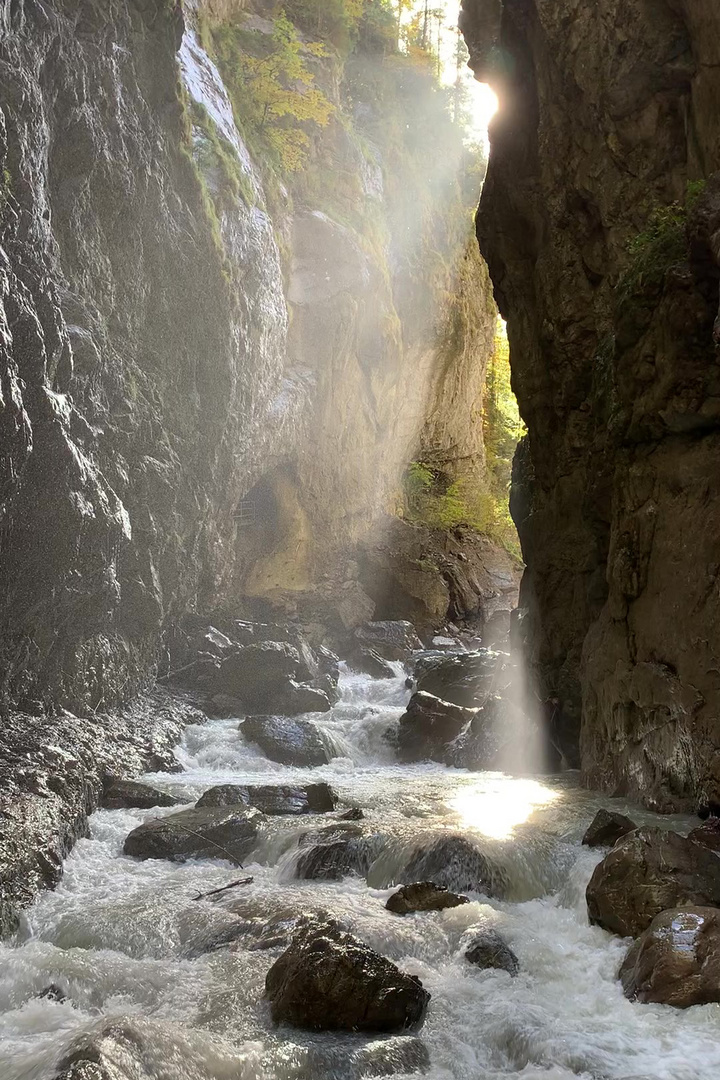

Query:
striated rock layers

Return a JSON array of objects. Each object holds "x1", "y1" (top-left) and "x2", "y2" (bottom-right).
[
  {"x1": 461, "y1": 0, "x2": 720, "y2": 809},
  {"x1": 0, "y1": 0, "x2": 506, "y2": 717}
]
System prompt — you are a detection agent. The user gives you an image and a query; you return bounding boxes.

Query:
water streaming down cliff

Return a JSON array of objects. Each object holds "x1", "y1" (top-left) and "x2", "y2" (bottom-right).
[{"x1": 1, "y1": 666, "x2": 715, "y2": 1080}]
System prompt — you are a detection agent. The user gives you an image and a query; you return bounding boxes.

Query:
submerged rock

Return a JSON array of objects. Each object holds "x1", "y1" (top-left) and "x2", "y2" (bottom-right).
[
  {"x1": 465, "y1": 929, "x2": 519, "y2": 976},
  {"x1": 395, "y1": 692, "x2": 477, "y2": 763},
  {"x1": 586, "y1": 827, "x2": 720, "y2": 937},
  {"x1": 101, "y1": 778, "x2": 179, "y2": 810},
  {"x1": 582, "y1": 808, "x2": 637, "y2": 848},
  {"x1": 123, "y1": 806, "x2": 261, "y2": 865},
  {"x1": 402, "y1": 835, "x2": 507, "y2": 898},
  {"x1": 619, "y1": 907, "x2": 720, "y2": 1007},
  {"x1": 386, "y1": 881, "x2": 469, "y2": 915},
  {"x1": 196, "y1": 782, "x2": 338, "y2": 814},
  {"x1": 241, "y1": 715, "x2": 335, "y2": 767},
  {"x1": 265, "y1": 922, "x2": 430, "y2": 1031},
  {"x1": 354, "y1": 621, "x2": 423, "y2": 662},
  {"x1": 295, "y1": 823, "x2": 382, "y2": 881}
]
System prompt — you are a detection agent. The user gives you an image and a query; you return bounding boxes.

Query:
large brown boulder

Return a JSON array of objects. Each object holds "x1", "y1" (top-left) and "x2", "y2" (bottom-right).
[
  {"x1": 265, "y1": 922, "x2": 430, "y2": 1031},
  {"x1": 619, "y1": 907, "x2": 720, "y2": 1007},
  {"x1": 581, "y1": 808, "x2": 637, "y2": 848},
  {"x1": 586, "y1": 827, "x2": 720, "y2": 937},
  {"x1": 241, "y1": 715, "x2": 335, "y2": 766},
  {"x1": 123, "y1": 806, "x2": 261, "y2": 865},
  {"x1": 395, "y1": 691, "x2": 477, "y2": 763},
  {"x1": 386, "y1": 881, "x2": 469, "y2": 915},
  {"x1": 402, "y1": 835, "x2": 507, "y2": 898},
  {"x1": 196, "y1": 782, "x2": 338, "y2": 814}
]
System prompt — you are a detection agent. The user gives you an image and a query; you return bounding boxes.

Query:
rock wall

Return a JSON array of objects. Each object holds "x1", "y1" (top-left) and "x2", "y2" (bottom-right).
[
  {"x1": 461, "y1": 0, "x2": 720, "y2": 809},
  {"x1": 0, "y1": 0, "x2": 504, "y2": 714}
]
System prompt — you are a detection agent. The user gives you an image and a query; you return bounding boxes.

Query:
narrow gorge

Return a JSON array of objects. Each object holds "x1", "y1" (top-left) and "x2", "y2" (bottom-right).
[{"x1": 1, "y1": 1, "x2": 720, "y2": 1078}]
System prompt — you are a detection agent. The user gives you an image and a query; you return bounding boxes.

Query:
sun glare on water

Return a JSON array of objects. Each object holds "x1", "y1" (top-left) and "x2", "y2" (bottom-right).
[{"x1": 448, "y1": 778, "x2": 560, "y2": 840}]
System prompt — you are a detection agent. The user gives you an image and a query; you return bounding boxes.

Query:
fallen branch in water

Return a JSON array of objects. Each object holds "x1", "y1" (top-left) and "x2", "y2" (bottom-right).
[{"x1": 192, "y1": 876, "x2": 254, "y2": 902}]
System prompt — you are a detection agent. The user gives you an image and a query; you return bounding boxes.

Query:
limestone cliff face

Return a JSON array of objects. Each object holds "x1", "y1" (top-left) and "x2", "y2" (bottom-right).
[
  {"x1": 0, "y1": 0, "x2": 502, "y2": 713},
  {"x1": 462, "y1": 0, "x2": 720, "y2": 809}
]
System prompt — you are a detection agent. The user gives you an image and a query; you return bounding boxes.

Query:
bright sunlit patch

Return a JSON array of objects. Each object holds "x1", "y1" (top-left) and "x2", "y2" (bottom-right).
[
  {"x1": 448, "y1": 778, "x2": 560, "y2": 840},
  {"x1": 467, "y1": 81, "x2": 498, "y2": 133}
]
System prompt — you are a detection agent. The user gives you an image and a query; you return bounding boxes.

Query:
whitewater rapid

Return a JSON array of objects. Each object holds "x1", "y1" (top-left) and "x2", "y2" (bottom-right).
[{"x1": 1, "y1": 667, "x2": 717, "y2": 1080}]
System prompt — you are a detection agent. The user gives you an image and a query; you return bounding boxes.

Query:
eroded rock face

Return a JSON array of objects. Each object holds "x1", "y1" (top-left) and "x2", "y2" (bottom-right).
[
  {"x1": 620, "y1": 907, "x2": 720, "y2": 1007},
  {"x1": 240, "y1": 715, "x2": 335, "y2": 767},
  {"x1": 123, "y1": 806, "x2": 261, "y2": 865},
  {"x1": 460, "y1": 0, "x2": 720, "y2": 810},
  {"x1": 386, "y1": 881, "x2": 469, "y2": 915},
  {"x1": 196, "y1": 782, "x2": 338, "y2": 815},
  {"x1": 582, "y1": 809, "x2": 637, "y2": 848},
  {"x1": 354, "y1": 622, "x2": 423, "y2": 662},
  {"x1": 465, "y1": 928, "x2": 519, "y2": 976},
  {"x1": 586, "y1": 827, "x2": 720, "y2": 937},
  {"x1": 265, "y1": 922, "x2": 430, "y2": 1032}
]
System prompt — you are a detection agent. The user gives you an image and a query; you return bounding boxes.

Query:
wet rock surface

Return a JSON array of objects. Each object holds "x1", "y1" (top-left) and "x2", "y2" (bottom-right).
[
  {"x1": 123, "y1": 806, "x2": 262, "y2": 865},
  {"x1": 687, "y1": 818, "x2": 720, "y2": 853},
  {"x1": 265, "y1": 922, "x2": 431, "y2": 1032},
  {"x1": 295, "y1": 824, "x2": 383, "y2": 881},
  {"x1": 395, "y1": 691, "x2": 480, "y2": 763},
  {"x1": 582, "y1": 809, "x2": 637, "y2": 848},
  {"x1": 101, "y1": 779, "x2": 180, "y2": 811},
  {"x1": 414, "y1": 650, "x2": 500, "y2": 707},
  {"x1": 586, "y1": 827, "x2": 720, "y2": 937},
  {"x1": 620, "y1": 907, "x2": 720, "y2": 1007},
  {"x1": 353, "y1": 621, "x2": 423, "y2": 662},
  {"x1": 196, "y1": 782, "x2": 338, "y2": 815},
  {"x1": 402, "y1": 835, "x2": 507, "y2": 898},
  {"x1": 465, "y1": 928, "x2": 519, "y2": 976},
  {"x1": 240, "y1": 715, "x2": 335, "y2": 766},
  {"x1": 0, "y1": 689, "x2": 203, "y2": 938},
  {"x1": 386, "y1": 881, "x2": 469, "y2": 915}
]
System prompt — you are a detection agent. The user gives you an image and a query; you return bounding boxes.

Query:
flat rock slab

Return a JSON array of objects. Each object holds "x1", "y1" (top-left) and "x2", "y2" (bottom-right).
[
  {"x1": 102, "y1": 779, "x2": 179, "y2": 810},
  {"x1": 266, "y1": 922, "x2": 430, "y2": 1032},
  {"x1": 582, "y1": 808, "x2": 636, "y2": 848},
  {"x1": 386, "y1": 881, "x2": 469, "y2": 915},
  {"x1": 196, "y1": 782, "x2": 338, "y2": 815},
  {"x1": 241, "y1": 715, "x2": 335, "y2": 766},
  {"x1": 586, "y1": 827, "x2": 720, "y2": 937},
  {"x1": 465, "y1": 928, "x2": 519, "y2": 976},
  {"x1": 123, "y1": 806, "x2": 262, "y2": 865},
  {"x1": 620, "y1": 907, "x2": 720, "y2": 1007}
]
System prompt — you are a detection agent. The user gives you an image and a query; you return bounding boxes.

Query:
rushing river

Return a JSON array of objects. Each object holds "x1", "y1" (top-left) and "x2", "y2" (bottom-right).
[{"x1": 1, "y1": 667, "x2": 717, "y2": 1080}]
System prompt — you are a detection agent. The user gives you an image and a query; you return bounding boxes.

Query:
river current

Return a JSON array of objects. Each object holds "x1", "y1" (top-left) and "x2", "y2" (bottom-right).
[{"x1": 1, "y1": 666, "x2": 717, "y2": 1080}]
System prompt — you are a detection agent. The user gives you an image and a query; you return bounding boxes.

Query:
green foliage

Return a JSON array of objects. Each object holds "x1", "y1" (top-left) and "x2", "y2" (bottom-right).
[
  {"x1": 283, "y1": 0, "x2": 365, "y2": 53},
  {"x1": 617, "y1": 180, "x2": 707, "y2": 301},
  {"x1": 482, "y1": 320, "x2": 525, "y2": 557},
  {"x1": 212, "y1": 14, "x2": 334, "y2": 173},
  {"x1": 189, "y1": 100, "x2": 255, "y2": 208}
]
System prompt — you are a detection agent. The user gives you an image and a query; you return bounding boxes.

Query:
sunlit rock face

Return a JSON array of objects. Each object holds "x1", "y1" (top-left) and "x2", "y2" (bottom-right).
[{"x1": 461, "y1": 0, "x2": 720, "y2": 809}]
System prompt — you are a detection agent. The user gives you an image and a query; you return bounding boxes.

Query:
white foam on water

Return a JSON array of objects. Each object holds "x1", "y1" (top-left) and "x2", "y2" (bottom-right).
[{"x1": 1, "y1": 668, "x2": 716, "y2": 1080}]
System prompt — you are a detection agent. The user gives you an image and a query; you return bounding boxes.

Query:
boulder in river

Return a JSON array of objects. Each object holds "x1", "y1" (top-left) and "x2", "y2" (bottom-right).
[
  {"x1": 581, "y1": 808, "x2": 637, "y2": 848},
  {"x1": 586, "y1": 827, "x2": 720, "y2": 937},
  {"x1": 213, "y1": 641, "x2": 330, "y2": 714},
  {"x1": 395, "y1": 692, "x2": 477, "y2": 763},
  {"x1": 347, "y1": 646, "x2": 398, "y2": 680},
  {"x1": 196, "y1": 782, "x2": 338, "y2": 815},
  {"x1": 265, "y1": 921, "x2": 430, "y2": 1031},
  {"x1": 465, "y1": 928, "x2": 519, "y2": 976},
  {"x1": 295, "y1": 823, "x2": 382, "y2": 881},
  {"x1": 241, "y1": 715, "x2": 335, "y2": 766},
  {"x1": 101, "y1": 778, "x2": 179, "y2": 810},
  {"x1": 619, "y1": 907, "x2": 720, "y2": 1007},
  {"x1": 386, "y1": 881, "x2": 469, "y2": 915},
  {"x1": 687, "y1": 818, "x2": 720, "y2": 853},
  {"x1": 402, "y1": 835, "x2": 507, "y2": 898},
  {"x1": 354, "y1": 621, "x2": 423, "y2": 662},
  {"x1": 123, "y1": 806, "x2": 261, "y2": 865},
  {"x1": 414, "y1": 649, "x2": 500, "y2": 707}
]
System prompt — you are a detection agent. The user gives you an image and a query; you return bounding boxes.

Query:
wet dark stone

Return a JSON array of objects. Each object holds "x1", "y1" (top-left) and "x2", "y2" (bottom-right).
[
  {"x1": 295, "y1": 824, "x2": 382, "y2": 881},
  {"x1": 354, "y1": 621, "x2": 423, "y2": 662},
  {"x1": 101, "y1": 778, "x2": 179, "y2": 810},
  {"x1": 414, "y1": 650, "x2": 500, "y2": 707},
  {"x1": 581, "y1": 808, "x2": 637, "y2": 848},
  {"x1": 687, "y1": 818, "x2": 720, "y2": 853},
  {"x1": 395, "y1": 691, "x2": 477, "y2": 763},
  {"x1": 586, "y1": 827, "x2": 720, "y2": 937},
  {"x1": 402, "y1": 835, "x2": 507, "y2": 898},
  {"x1": 213, "y1": 642, "x2": 330, "y2": 714},
  {"x1": 241, "y1": 715, "x2": 335, "y2": 767},
  {"x1": 347, "y1": 647, "x2": 398, "y2": 680},
  {"x1": 265, "y1": 922, "x2": 430, "y2": 1032},
  {"x1": 339, "y1": 807, "x2": 364, "y2": 821},
  {"x1": 620, "y1": 907, "x2": 720, "y2": 1007},
  {"x1": 196, "y1": 782, "x2": 338, "y2": 815},
  {"x1": 465, "y1": 928, "x2": 519, "y2": 976},
  {"x1": 386, "y1": 881, "x2": 469, "y2": 915},
  {"x1": 123, "y1": 806, "x2": 261, "y2": 865}
]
